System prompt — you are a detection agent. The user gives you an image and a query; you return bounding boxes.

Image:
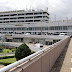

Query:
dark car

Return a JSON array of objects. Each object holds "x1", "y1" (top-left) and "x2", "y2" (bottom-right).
[{"x1": 53, "y1": 32, "x2": 60, "y2": 35}]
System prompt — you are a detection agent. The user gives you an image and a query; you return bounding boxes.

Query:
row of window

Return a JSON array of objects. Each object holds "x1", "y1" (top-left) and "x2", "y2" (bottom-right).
[
  {"x1": 0, "y1": 19, "x2": 49, "y2": 23},
  {"x1": 0, "y1": 16, "x2": 49, "y2": 20},
  {"x1": 0, "y1": 12, "x2": 49, "y2": 17},
  {"x1": 0, "y1": 26, "x2": 72, "y2": 31}
]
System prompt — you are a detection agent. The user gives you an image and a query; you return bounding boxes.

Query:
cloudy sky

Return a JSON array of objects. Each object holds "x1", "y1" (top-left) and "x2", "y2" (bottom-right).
[{"x1": 0, "y1": 0, "x2": 72, "y2": 20}]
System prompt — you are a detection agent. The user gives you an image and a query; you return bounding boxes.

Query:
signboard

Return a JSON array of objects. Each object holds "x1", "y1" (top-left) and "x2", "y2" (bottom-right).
[
  {"x1": 5, "y1": 35, "x2": 12, "y2": 36},
  {"x1": 15, "y1": 25, "x2": 23, "y2": 26}
]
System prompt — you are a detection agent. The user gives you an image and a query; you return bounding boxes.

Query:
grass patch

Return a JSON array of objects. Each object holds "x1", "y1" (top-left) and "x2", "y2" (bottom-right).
[
  {"x1": 0, "y1": 58, "x2": 16, "y2": 66},
  {"x1": 0, "y1": 56, "x2": 15, "y2": 59},
  {"x1": 0, "y1": 49, "x2": 15, "y2": 54}
]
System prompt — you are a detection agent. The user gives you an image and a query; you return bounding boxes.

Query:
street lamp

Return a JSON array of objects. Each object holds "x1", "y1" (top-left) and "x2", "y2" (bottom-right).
[
  {"x1": 40, "y1": 19, "x2": 45, "y2": 35},
  {"x1": 1, "y1": 37, "x2": 6, "y2": 55},
  {"x1": 1, "y1": 37, "x2": 4, "y2": 46},
  {"x1": 2, "y1": 27, "x2": 6, "y2": 55}
]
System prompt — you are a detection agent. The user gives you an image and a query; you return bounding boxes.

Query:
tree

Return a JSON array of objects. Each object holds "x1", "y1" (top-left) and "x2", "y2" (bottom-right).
[
  {"x1": 0, "y1": 45, "x2": 3, "y2": 52},
  {"x1": 15, "y1": 43, "x2": 32, "y2": 61}
]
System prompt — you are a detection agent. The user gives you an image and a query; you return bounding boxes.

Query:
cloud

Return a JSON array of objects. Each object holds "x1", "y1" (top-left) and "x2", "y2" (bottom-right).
[
  {"x1": 0, "y1": 0, "x2": 72, "y2": 20},
  {"x1": 48, "y1": 0, "x2": 72, "y2": 20}
]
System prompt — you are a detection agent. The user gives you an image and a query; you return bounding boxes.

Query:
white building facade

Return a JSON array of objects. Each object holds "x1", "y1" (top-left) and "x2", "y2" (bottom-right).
[{"x1": 0, "y1": 10, "x2": 72, "y2": 35}]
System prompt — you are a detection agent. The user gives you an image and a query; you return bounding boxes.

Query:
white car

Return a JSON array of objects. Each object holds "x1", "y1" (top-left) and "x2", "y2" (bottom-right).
[
  {"x1": 59, "y1": 33, "x2": 66, "y2": 36},
  {"x1": 25, "y1": 33, "x2": 30, "y2": 35},
  {"x1": 34, "y1": 43, "x2": 43, "y2": 48}
]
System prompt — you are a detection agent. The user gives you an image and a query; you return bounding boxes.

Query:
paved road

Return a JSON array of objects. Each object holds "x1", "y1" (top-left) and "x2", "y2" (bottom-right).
[
  {"x1": 0, "y1": 65, "x2": 5, "y2": 69},
  {"x1": 0, "y1": 53, "x2": 14, "y2": 57},
  {"x1": 0, "y1": 42, "x2": 48, "y2": 52},
  {"x1": 26, "y1": 43, "x2": 48, "y2": 52}
]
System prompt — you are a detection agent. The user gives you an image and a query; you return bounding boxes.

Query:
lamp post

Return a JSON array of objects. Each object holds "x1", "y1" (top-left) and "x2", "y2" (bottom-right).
[
  {"x1": 13, "y1": 28, "x2": 14, "y2": 42},
  {"x1": 1, "y1": 27, "x2": 5, "y2": 45},
  {"x1": 26, "y1": 24, "x2": 29, "y2": 34},
  {"x1": 1, "y1": 37, "x2": 6, "y2": 55},
  {"x1": 2, "y1": 27, "x2": 6, "y2": 55},
  {"x1": 1, "y1": 37, "x2": 4, "y2": 46},
  {"x1": 40, "y1": 19, "x2": 45, "y2": 35}
]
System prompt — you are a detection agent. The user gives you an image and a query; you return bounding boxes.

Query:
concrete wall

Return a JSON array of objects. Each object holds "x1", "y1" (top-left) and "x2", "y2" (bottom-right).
[{"x1": 8, "y1": 37, "x2": 70, "y2": 72}]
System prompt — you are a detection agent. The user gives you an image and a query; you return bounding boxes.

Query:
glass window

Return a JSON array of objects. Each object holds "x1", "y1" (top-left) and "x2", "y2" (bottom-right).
[
  {"x1": 68, "y1": 26, "x2": 72, "y2": 30},
  {"x1": 63, "y1": 26, "x2": 67, "y2": 30}
]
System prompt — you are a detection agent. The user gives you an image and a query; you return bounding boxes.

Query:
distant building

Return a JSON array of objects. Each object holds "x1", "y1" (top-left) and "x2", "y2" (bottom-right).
[{"x1": 0, "y1": 10, "x2": 49, "y2": 24}]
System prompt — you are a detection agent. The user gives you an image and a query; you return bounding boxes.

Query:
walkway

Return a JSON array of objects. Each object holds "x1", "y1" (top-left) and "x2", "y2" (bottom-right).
[
  {"x1": 0, "y1": 65, "x2": 5, "y2": 69},
  {"x1": 0, "y1": 53, "x2": 14, "y2": 57},
  {"x1": 50, "y1": 38, "x2": 71, "y2": 72}
]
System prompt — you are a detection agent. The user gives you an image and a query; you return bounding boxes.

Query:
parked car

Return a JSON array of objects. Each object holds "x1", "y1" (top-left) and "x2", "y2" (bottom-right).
[
  {"x1": 34, "y1": 43, "x2": 43, "y2": 48},
  {"x1": 25, "y1": 33, "x2": 30, "y2": 35},
  {"x1": 53, "y1": 32, "x2": 60, "y2": 35},
  {"x1": 59, "y1": 33, "x2": 66, "y2": 36}
]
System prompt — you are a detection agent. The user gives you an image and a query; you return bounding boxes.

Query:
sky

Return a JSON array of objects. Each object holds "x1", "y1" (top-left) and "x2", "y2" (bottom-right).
[{"x1": 0, "y1": 0, "x2": 72, "y2": 20}]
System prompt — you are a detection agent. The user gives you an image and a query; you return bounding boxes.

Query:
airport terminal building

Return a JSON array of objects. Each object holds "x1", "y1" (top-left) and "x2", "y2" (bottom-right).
[
  {"x1": 0, "y1": 9, "x2": 49, "y2": 35},
  {"x1": 0, "y1": 9, "x2": 72, "y2": 35}
]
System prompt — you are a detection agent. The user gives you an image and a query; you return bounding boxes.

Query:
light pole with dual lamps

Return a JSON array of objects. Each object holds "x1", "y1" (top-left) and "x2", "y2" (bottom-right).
[{"x1": 2, "y1": 27, "x2": 6, "y2": 55}]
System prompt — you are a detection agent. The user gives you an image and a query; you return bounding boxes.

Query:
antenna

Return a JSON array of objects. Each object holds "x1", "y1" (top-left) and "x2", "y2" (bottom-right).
[
  {"x1": 26, "y1": 5, "x2": 28, "y2": 11},
  {"x1": 54, "y1": 15, "x2": 56, "y2": 21},
  {"x1": 47, "y1": 7, "x2": 48, "y2": 11},
  {"x1": 29, "y1": 6, "x2": 31, "y2": 11}
]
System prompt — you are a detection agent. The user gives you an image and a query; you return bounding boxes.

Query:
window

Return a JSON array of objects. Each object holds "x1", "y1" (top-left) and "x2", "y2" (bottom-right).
[
  {"x1": 34, "y1": 16, "x2": 42, "y2": 18},
  {"x1": 45, "y1": 27, "x2": 48, "y2": 30},
  {"x1": 26, "y1": 13, "x2": 33, "y2": 15},
  {"x1": 25, "y1": 17, "x2": 33, "y2": 19},
  {"x1": 68, "y1": 26, "x2": 72, "y2": 30},
  {"x1": 22, "y1": 27, "x2": 27, "y2": 30},
  {"x1": 17, "y1": 28, "x2": 21, "y2": 30},
  {"x1": 63, "y1": 26, "x2": 67, "y2": 30},
  {"x1": 34, "y1": 12, "x2": 42, "y2": 14},
  {"x1": 55, "y1": 26, "x2": 58, "y2": 30}
]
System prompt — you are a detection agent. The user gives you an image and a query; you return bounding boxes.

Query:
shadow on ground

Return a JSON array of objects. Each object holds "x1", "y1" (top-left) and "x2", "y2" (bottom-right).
[{"x1": 50, "y1": 39, "x2": 70, "y2": 72}]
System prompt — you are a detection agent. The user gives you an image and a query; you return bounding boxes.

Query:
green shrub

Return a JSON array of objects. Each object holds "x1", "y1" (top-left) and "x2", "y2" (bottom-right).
[
  {"x1": 7, "y1": 51, "x2": 9, "y2": 53},
  {"x1": 31, "y1": 51, "x2": 35, "y2": 54},
  {"x1": 15, "y1": 43, "x2": 32, "y2": 61},
  {"x1": 12, "y1": 50, "x2": 14, "y2": 52},
  {"x1": 0, "y1": 62, "x2": 11, "y2": 66},
  {"x1": 0, "y1": 56, "x2": 15, "y2": 59},
  {"x1": 0, "y1": 45, "x2": 3, "y2": 52},
  {"x1": 9, "y1": 49, "x2": 12, "y2": 50},
  {"x1": 12, "y1": 49, "x2": 16, "y2": 52}
]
